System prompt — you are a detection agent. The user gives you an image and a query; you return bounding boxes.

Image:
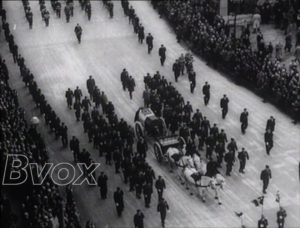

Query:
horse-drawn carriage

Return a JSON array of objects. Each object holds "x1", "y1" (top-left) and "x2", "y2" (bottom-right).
[{"x1": 134, "y1": 107, "x2": 185, "y2": 162}]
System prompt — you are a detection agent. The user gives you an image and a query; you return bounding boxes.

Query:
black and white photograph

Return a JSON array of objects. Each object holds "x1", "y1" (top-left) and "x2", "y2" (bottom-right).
[{"x1": 0, "y1": 0, "x2": 300, "y2": 227}]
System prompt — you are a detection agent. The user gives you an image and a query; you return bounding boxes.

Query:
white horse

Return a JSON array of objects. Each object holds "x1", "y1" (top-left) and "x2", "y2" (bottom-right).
[{"x1": 183, "y1": 167, "x2": 225, "y2": 205}]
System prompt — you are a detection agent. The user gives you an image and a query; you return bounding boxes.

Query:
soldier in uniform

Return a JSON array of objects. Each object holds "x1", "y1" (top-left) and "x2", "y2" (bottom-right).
[
  {"x1": 240, "y1": 108, "x2": 249, "y2": 134},
  {"x1": 158, "y1": 44, "x2": 167, "y2": 66},
  {"x1": 86, "y1": 75, "x2": 95, "y2": 99},
  {"x1": 60, "y1": 122, "x2": 68, "y2": 147},
  {"x1": 43, "y1": 10, "x2": 50, "y2": 27},
  {"x1": 224, "y1": 150, "x2": 235, "y2": 176},
  {"x1": 277, "y1": 207, "x2": 287, "y2": 228},
  {"x1": 260, "y1": 165, "x2": 272, "y2": 194},
  {"x1": 134, "y1": 210, "x2": 144, "y2": 228},
  {"x1": 73, "y1": 100, "x2": 81, "y2": 121},
  {"x1": 55, "y1": 1, "x2": 61, "y2": 18},
  {"x1": 188, "y1": 70, "x2": 196, "y2": 93},
  {"x1": 146, "y1": 33, "x2": 154, "y2": 54},
  {"x1": 120, "y1": 68, "x2": 129, "y2": 91},
  {"x1": 64, "y1": 4, "x2": 71, "y2": 23},
  {"x1": 138, "y1": 25, "x2": 145, "y2": 44},
  {"x1": 172, "y1": 59, "x2": 180, "y2": 82},
  {"x1": 258, "y1": 215, "x2": 268, "y2": 228},
  {"x1": 202, "y1": 81, "x2": 210, "y2": 105},
  {"x1": 127, "y1": 76, "x2": 136, "y2": 100},
  {"x1": 26, "y1": 10, "x2": 33, "y2": 29},
  {"x1": 220, "y1": 94, "x2": 229, "y2": 119},
  {"x1": 143, "y1": 182, "x2": 152, "y2": 208},
  {"x1": 108, "y1": 2, "x2": 114, "y2": 18},
  {"x1": 227, "y1": 138, "x2": 238, "y2": 157},
  {"x1": 238, "y1": 148, "x2": 249, "y2": 173},
  {"x1": 74, "y1": 86, "x2": 82, "y2": 102},
  {"x1": 264, "y1": 129, "x2": 273, "y2": 155},
  {"x1": 70, "y1": 136, "x2": 80, "y2": 162},
  {"x1": 157, "y1": 198, "x2": 169, "y2": 228},
  {"x1": 97, "y1": 172, "x2": 108, "y2": 199},
  {"x1": 114, "y1": 187, "x2": 124, "y2": 217},
  {"x1": 65, "y1": 88, "x2": 74, "y2": 109},
  {"x1": 266, "y1": 116, "x2": 275, "y2": 132},
  {"x1": 155, "y1": 175, "x2": 166, "y2": 201},
  {"x1": 85, "y1": 2, "x2": 91, "y2": 21},
  {"x1": 74, "y1": 24, "x2": 83, "y2": 43}
]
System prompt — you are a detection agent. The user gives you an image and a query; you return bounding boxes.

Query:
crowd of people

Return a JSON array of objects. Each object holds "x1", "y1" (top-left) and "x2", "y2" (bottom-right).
[
  {"x1": 0, "y1": 7, "x2": 81, "y2": 227},
  {"x1": 151, "y1": 0, "x2": 300, "y2": 122}
]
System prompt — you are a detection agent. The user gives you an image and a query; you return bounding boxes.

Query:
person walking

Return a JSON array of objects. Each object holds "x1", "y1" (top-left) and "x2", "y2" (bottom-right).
[
  {"x1": 220, "y1": 94, "x2": 229, "y2": 119},
  {"x1": 158, "y1": 44, "x2": 166, "y2": 66},
  {"x1": 224, "y1": 150, "x2": 235, "y2": 176},
  {"x1": 266, "y1": 116, "x2": 275, "y2": 132},
  {"x1": 264, "y1": 129, "x2": 273, "y2": 155},
  {"x1": 97, "y1": 172, "x2": 108, "y2": 199},
  {"x1": 238, "y1": 148, "x2": 249, "y2": 173},
  {"x1": 146, "y1": 33, "x2": 154, "y2": 54},
  {"x1": 65, "y1": 88, "x2": 74, "y2": 109},
  {"x1": 157, "y1": 198, "x2": 169, "y2": 228},
  {"x1": 74, "y1": 24, "x2": 83, "y2": 44},
  {"x1": 113, "y1": 187, "x2": 124, "y2": 217},
  {"x1": 188, "y1": 70, "x2": 196, "y2": 94},
  {"x1": 202, "y1": 81, "x2": 210, "y2": 105},
  {"x1": 143, "y1": 182, "x2": 153, "y2": 208},
  {"x1": 134, "y1": 209, "x2": 144, "y2": 228},
  {"x1": 260, "y1": 165, "x2": 272, "y2": 194},
  {"x1": 240, "y1": 108, "x2": 249, "y2": 134},
  {"x1": 277, "y1": 207, "x2": 287, "y2": 228},
  {"x1": 155, "y1": 175, "x2": 166, "y2": 201}
]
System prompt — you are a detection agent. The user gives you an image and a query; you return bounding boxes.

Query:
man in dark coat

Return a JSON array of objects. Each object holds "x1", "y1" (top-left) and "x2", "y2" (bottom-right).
[
  {"x1": 97, "y1": 172, "x2": 108, "y2": 199},
  {"x1": 224, "y1": 150, "x2": 235, "y2": 176},
  {"x1": 227, "y1": 138, "x2": 238, "y2": 157},
  {"x1": 264, "y1": 129, "x2": 273, "y2": 155},
  {"x1": 120, "y1": 68, "x2": 129, "y2": 91},
  {"x1": 138, "y1": 25, "x2": 145, "y2": 44},
  {"x1": 260, "y1": 165, "x2": 272, "y2": 194},
  {"x1": 134, "y1": 210, "x2": 144, "y2": 228},
  {"x1": 60, "y1": 123, "x2": 68, "y2": 147},
  {"x1": 188, "y1": 70, "x2": 196, "y2": 93},
  {"x1": 113, "y1": 187, "x2": 124, "y2": 217},
  {"x1": 127, "y1": 76, "x2": 135, "y2": 100},
  {"x1": 172, "y1": 59, "x2": 180, "y2": 82},
  {"x1": 74, "y1": 86, "x2": 82, "y2": 102},
  {"x1": 157, "y1": 198, "x2": 169, "y2": 227},
  {"x1": 70, "y1": 136, "x2": 80, "y2": 162},
  {"x1": 277, "y1": 206, "x2": 287, "y2": 228},
  {"x1": 74, "y1": 24, "x2": 82, "y2": 43},
  {"x1": 258, "y1": 215, "x2": 268, "y2": 228},
  {"x1": 158, "y1": 44, "x2": 166, "y2": 66},
  {"x1": 238, "y1": 148, "x2": 249, "y2": 173},
  {"x1": 146, "y1": 33, "x2": 154, "y2": 54},
  {"x1": 65, "y1": 88, "x2": 74, "y2": 109},
  {"x1": 155, "y1": 175, "x2": 166, "y2": 201},
  {"x1": 240, "y1": 108, "x2": 249, "y2": 134},
  {"x1": 266, "y1": 116, "x2": 275, "y2": 132},
  {"x1": 202, "y1": 81, "x2": 210, "y2": 105},
  {"x1": 143, "y1": 182, "x2": 153, "y2": 208},
  {"x1": 220, "y1": 94, "x2": 229, "y2": 119},
  {"x1": 86, "y1": 75, "x2": 95, "y2": 99},
  {"x1": 137, "y1": 137, "x2": 148, "y2": 158},
  {"x1": 73, "y1": 100, "x2": 81, "y2": 121}
]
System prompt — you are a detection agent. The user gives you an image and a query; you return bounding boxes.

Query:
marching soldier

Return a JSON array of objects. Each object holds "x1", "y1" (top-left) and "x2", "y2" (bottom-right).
[
  {"x1": 264, "y1": 129, "x2": 273, "y2": 155},
  {"x1": 60, "y1": 122, "x2": 68, "y2": 147},
  {"x1": 220, "y1": 94, "x2": 229, "y2": 119},
  {"x1": 138, "y1": 25, "x2": 145, "y2": 44},
  {"x1": 240, "y1": 108, "x2": 249, "y2": 134},
  {"x1": 74, "y1": 24, "x2": 83, "y2": 43},
  {"x1": 85, "y1": 2, "x2": 91, "y2": 21},
  {"x1": 224, "y1": 150, "x2": 235, "y2": 176},
  {"x1": 143, "y1": 182, "x2": 152, "y2": 208},
  {"x1": 86, "y1": 75, "x2": 95, "y2": 99},
  {"x1": 202, "y1": 81, "x2": 210, "y2": 105},
  {"x1": 70, "y1": 136, "x2": 80, "y2": 162},
  {"x1": 74, "y1": 86, "x2": 82, "y2": 102},
  {"x1": 64, "y1": 5, "x2": 71, "y2": 23},
  {"x1": 172, "y1": 59, "x2": 180, "y2": 82},
  {"x1": 127, "y1": 76, "x2": 135, "y2": 100},
  {"x1": 120, "y1": 68, "x2": 129, "y2": 91},
  {"x1": 266, "y1": 116, "x2": 275, "y2": 132},
  {"x1": 146, "y1": 33, "x2": 154, "y2": 54},
  {"x1": 155, "y1": 175, "x2": 166, "y2": 201},
  {"x1": 43, "y1": 10, "x2": 50, "y2": 27},
  {"x1": 114, "y1": 187, "x2": 124, "y2": 217},
  {"x1": 26, "y1": 10, "x2": 33, "y2": 29},
  {"x1": 158, "y1": 44, "x2": 166, "y2": 66},
  {"x1": 157, "y1": 198, "x2": 169, "y2": 228},
  {"x1": 277, "y1": 207, "x2": 287, "y2": 228},
  {"x1": 260, "y1": 165, "x2": 272, "y2": 194},
  {"x1": 258, "y1": 215, "x2": 268, "y2": 228},
  {"x1": 65, "y1": 88, "x2": 74, "y2": 109},
  {"x1": 73, "y1": 100, "x2": 81, "y2": 121},
  {"x1": 55, "y1": 1, "x2": 61, "y2": 18},
  {"x1": 134, "y1": 210, "x2": 144, "y2": 228},
  {"x1": 238, "y1": 148, "x2": 249, "y2": 173},
  {"x1": 188, "y1": 70, "x2": 196, "y2": 93},
  {"x1": 227, "y1": 138, "x2": 238, "y2": 157},
  {"x1": 97, "y1": 172, "x2": 108, "y2": 199}
]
